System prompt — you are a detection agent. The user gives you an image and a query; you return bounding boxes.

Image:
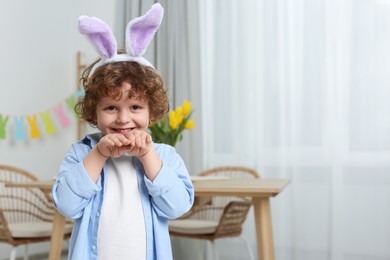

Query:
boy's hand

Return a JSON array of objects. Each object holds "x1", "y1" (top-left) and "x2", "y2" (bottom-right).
[
  {"x1": 96, "y1": 133, "x2": 132, "y2": 158},
  {"x1": 96, "y1": 130, "x2": 153, "y2": 159},
  {"x1": 123, "y1": 129, "x2": 152, "y2": 158}
]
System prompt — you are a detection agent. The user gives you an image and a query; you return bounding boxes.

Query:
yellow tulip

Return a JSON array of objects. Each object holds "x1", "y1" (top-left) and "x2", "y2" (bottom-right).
[
  {"x1": 149, "y1": 100, "x2": 194, "y2": 146},
  {"x1": 175, "y1": 112, "x2": 184, "y2": 125},
  {"x1": 175, "y1": 106, "x2": 183, "y2": 115},
  {"x1": 169, "y1": 111, "x2": 179, "y2": 129},
  {"x1": 184, "y1": 119, "x2": 195, "y2": 129},
  {"x1": 182, "y1": 100, "x2": 191, "y2": 115}
]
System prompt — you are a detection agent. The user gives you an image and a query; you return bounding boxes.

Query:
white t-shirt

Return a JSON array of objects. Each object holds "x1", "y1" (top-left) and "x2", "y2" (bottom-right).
[{"x1": 97, "y1": 154, "x2": 146, "y2": 259}]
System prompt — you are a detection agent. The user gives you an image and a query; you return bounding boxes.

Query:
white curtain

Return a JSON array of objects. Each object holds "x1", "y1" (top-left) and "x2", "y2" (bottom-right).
[{"x1": 199, "y1": 0, "x2": 390, "y2": 260}]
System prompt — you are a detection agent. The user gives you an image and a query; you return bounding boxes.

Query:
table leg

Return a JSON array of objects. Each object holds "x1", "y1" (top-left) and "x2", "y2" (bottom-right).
[
  {"x1": 252, "y1": 198, "x2": 275, "y2": 260},
  {"x1": 48, "y1": 210, "x2": 66, "y2": 260}
]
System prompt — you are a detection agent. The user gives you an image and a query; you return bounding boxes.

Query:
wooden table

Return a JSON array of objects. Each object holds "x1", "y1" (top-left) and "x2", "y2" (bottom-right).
[
  {"x1": 192, "y1": 178, "x2": 289, "y2": 260},
  {"x1": 6, "y1": 178, "x2": 289, "y2": 260},
  {"x1": 5, "y1": 181, "x2": 65, "y2": 260}
]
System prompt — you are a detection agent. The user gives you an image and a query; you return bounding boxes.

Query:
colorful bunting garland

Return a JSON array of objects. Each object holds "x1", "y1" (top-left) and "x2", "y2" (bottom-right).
[{"x1": 0, "y1": 89, "x2": 84, "y2": 141}]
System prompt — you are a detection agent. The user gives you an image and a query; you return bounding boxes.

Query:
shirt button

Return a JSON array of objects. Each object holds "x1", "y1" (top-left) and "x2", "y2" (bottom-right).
[
  {"x1": 92, "y1": 245, "x2": 96, "y2": 250},
  {"x1": 96, "y1": 212, "x2": 100, "y2": 217}
]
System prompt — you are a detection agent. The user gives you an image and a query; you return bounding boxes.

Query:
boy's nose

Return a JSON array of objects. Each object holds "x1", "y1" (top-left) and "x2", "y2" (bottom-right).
[{"x1": 117, "y1": 110, "x2": 130, "y2": 123}]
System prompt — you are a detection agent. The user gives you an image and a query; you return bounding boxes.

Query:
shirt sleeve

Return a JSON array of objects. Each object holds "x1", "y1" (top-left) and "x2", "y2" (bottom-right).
[
  {"x1": 52, "y1": 142, "x2": 102, "y2": 219},
  {"x1": 143, "y1": 144, "x2": 194, "y2": 219}
]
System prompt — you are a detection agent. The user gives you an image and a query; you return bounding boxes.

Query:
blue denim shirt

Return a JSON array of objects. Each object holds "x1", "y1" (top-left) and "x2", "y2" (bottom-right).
[{"x1": 52, "y1": 133, "x2": 194, "y2": 260}]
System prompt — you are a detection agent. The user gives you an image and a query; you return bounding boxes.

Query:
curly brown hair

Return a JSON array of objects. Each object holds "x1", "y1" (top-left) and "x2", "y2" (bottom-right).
[{"x1": 75, "y1": 59, "x2": 169, "y2": 127}]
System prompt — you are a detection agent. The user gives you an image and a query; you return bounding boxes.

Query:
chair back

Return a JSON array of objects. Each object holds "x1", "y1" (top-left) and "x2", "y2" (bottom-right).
[
  {"x1": 170, "y1": 166, "x2": 260, "y2": 242},
  {"x1": 213, "y1": 200, "x2": 252, "y2": 238},
  {"x1": 197, "y1": 166, "x2": 260, "y2": 222},
  {"x1": 0, "y1": 165, "x2": 54, "y2": 243}
]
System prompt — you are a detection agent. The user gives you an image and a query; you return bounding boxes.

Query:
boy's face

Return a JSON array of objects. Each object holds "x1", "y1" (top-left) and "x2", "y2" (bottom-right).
[{"x1": 95, "y1": 82, "x2": 150, "y2": 136}]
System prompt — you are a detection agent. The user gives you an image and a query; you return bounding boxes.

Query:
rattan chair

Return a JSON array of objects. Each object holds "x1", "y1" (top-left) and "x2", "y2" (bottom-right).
[
  {"x1": 169, "y1": 166, "x2": 259, "y2": 260},
  {"x1": 0, "y1": 165, "x2": 72, "y2": 260}
]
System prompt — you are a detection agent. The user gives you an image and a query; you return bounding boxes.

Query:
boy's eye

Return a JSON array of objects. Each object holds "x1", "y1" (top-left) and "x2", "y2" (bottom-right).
[
  {"x1": 105, "y1": 106, "x2": 116, "y2": 111},
  {"x1": 131, "y1": 105, "x2": 141, "y2": 110}
]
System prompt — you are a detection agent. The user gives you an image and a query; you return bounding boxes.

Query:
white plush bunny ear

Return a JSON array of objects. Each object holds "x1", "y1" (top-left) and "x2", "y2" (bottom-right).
[
  {"x1": 78, "y1": 3, "x2": 164, "y2": 76},
  {"x1": 126, "y1": 3, "x2": 164, "y2": 57},
  {"x1": 78, "y1": 16, "x2": 117, "y2": 60}
]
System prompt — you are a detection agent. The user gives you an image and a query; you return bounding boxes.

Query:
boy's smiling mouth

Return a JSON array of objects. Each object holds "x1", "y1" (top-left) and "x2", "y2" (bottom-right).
[{"x1": 112, "y1": 128, "x2": 134, "y2": 134}]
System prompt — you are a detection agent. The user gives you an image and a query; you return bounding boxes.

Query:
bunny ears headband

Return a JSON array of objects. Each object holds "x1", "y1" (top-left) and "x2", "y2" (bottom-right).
[{"x1": 78, "y1": 3, "x2": 164, "y2": 76}]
